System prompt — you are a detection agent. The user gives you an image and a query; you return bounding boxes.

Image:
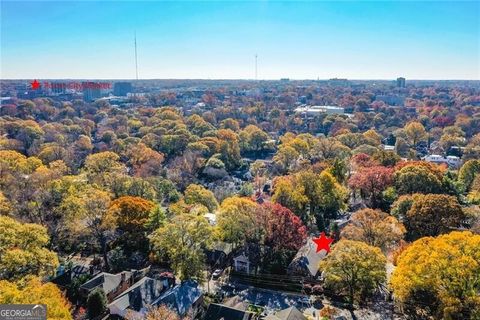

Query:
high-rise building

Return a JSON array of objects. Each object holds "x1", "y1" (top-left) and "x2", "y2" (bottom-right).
[
  {"x1": 113, "y1": 82, "x2": 133, "y2": 96},
  {"x1": 396, "y1": 77, "x2": 406, "y2": 88},
  {"x1": 50, "y1": 82, "x2": 67, "y2": 95},
  {"x1": 82, "y1": 82, "x2": 102, "y2": 101}
]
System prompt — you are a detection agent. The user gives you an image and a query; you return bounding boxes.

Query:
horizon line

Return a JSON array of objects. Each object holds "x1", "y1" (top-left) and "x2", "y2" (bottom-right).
[{"x1": 2, "y1": 78, "x2": 480, "y2": 82}]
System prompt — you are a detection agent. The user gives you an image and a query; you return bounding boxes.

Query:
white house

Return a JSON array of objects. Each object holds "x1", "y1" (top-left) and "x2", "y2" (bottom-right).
[
  {"x1": 422, "y1": 154, "x2": 461, "y2": 168},
  {"x1": 294, "y1": 105, "x2": 344, "y2": 116},
  {"x1": 233, "y1": 253, "x2": 251, "y2": 274}
]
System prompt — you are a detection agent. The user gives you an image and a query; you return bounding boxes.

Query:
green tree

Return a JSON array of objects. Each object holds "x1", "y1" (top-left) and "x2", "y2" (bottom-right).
[
  {"x1": 83, "y1": 151, "x2": 126, "y2": 187},
  {"x1": 150, "y1": 214, "x2": 212, "y2": 281},
  {"x1": 69, "y1": 188, "x2": 112, "y2": 270},
  {"x1": 458, "y1": 159, "x2": 480, "y2": 192},
  {"x1": 216, "y1": 129, "x2": 241, "y2": 171},
  {"x1": 395, "y1": 165, "x2": 443, "y2": 195},
  {"x1": 394, "y1": 137, "x2": 410, "y2": 158},
  {"x1": 184, "y1": 184, "x2": 218, "y2": 212},
  {"x1": 404, "y1": 121, "x2": 427, "y2": 147},
  {"x1": 363, "y1": 129, "x2": 382, "y2": 146},
  {"x1": 271, "y1": 176, "x2": 308, "y2": 219},
  {"x1": 239, "y1": 125, "x2": 270, "y2": 155},
  {"x1": 186, "y1": 114, "x2": 215, "y2": 137},
  {"x1": 273, "y1": 145, "x2": 300, "y2": 173},
  {"x1": 404, "y1": 194, "x2": 465, "y2": 240},
  {"x1": 12, "y1": 120, "x2": 45, "y2": 152},
  {"x1": 220, "y1": 118, "x2": 240, "y2": 131},
  {"x1": 272, "y1": 171, "x2": 346, "y2": 229},
  {"x1": 311, "y1": 136, "x2": 350, "y2": 161},
  {"x1": 0, "y1": 191, "x2": 12, "y2": 215},
  {"x1": 372, "y1": 150, "x2": 400, "y2": 167},
  {"x1": 87, "y1": 288, "x2": 107, "y2": 319},
  {"x1": 315, "y1": 171, "x2": 347, "y2": 231},
  {"x1": 216, "y1": 197, "x2": 258, "y2": 246}
]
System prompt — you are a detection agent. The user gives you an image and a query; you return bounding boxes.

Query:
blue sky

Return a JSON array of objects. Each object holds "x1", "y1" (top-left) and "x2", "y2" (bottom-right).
[{"x1": 1, "y1": 1, "x2": 479, "y2": 80}]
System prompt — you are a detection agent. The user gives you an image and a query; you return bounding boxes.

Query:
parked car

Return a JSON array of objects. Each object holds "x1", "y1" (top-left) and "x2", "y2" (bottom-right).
[{"x1": 212, "y1": 269, "x2": 223, "y2": 279}]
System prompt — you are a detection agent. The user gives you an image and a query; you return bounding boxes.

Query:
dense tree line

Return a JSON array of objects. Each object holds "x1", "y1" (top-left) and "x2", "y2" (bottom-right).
[{"x1": 1, "y1": 85, "x2": 479, "y2": 318}]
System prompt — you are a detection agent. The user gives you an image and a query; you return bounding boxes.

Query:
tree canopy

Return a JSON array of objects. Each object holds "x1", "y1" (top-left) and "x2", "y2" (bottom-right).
[
  {"x1": 390, "y1": 231, "x2": 480, "y2": 320},
  {"x1": 341, "y1": 208, "x2": 405, "y2": 250},
  {"x1": 0, "y1": 278, "x2": 72, "y2": 320},
  {"x1": 320, "y1": 240, "x2": 387, "y2": 306},
  {"x1": 0, "y1": 216, "x2": 58, "y2": 281}
]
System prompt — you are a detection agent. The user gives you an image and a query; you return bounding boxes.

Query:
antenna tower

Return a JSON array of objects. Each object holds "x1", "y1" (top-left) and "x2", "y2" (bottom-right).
[
  {"x1": 134, "y1": 31, "x2": 139, "y2": 81},
  {"x1": 255, "y1": 54, "x2": 258, "y2": 81}
]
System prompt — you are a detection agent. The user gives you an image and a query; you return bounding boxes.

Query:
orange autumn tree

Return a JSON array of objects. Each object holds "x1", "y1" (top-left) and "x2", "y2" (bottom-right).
[
  {"x1": 106, "y1": 196, "x2": 155, "y2": 231},
  {"x1": 341, "y1": 208, "x2": 405, "y2": 251},
  {"x1": 105, "y1": 196, "x2": 155, "y2": 255},
  {"x1": 126, "y1": 143, "x2": 164, "y2": 177}
]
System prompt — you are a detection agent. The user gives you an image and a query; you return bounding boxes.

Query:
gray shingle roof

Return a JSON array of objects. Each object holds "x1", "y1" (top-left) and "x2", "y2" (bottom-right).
[
  {"x1": 288, "y1": 238, "x2": 327, "y2": 277},
  {"x1": 80, "y1": 271, "x2": 132, "y2": 294},
  {"x1": 264, "y1": 306, "x2": 307, "y2": 320},
  {"x1": 153, "y1": 280, "x2": 203, "y2": 316},
  {"x1": 108, "y1": 277, "x2": 164, "y2": 313},
  {"x1": 204, "y1": 303, "x2": 254, "y2": 320}
]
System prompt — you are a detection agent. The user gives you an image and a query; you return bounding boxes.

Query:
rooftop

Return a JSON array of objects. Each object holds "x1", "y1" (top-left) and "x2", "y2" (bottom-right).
[
  {"x1": 204, "y1": 303, "x2": 255, "y2": 320},
  {"x1": 80, "y1": 271, "x2": 132, "y2": 294},
  {"x1": 264, "y1": 306, "x2": 307, "y2": 320},
  {"x1": 108, "y1": 277, "x2": 165, "y2": 316},
  {"x1": 288, "y1": 238, "x2": 327, "y2": 277},
  {"x1": 153, "y1": 280, "x2": 203, "y2": 316}
]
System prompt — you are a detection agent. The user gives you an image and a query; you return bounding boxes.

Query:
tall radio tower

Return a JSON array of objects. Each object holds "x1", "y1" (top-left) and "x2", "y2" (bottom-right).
[
  {"x1": 255, "y1": 54, "x2": 258, "y2": 81},
  {"x1": 134, "y1": 31, "x2": 139, "y2": 81}
]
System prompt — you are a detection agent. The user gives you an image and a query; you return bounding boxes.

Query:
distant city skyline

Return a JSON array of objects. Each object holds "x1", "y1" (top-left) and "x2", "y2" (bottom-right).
[{"x1": 1, "y1": 1, "x2": 479, "y2": 80}]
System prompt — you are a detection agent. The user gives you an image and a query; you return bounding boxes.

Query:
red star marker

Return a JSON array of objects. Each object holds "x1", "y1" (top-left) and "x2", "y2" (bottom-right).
[
  {"x1": 31, "y1": 79, "x2": 41, "y2": 90},
  {"x1": 313, "y1": 232, "x2": 334, "y2": 253}
]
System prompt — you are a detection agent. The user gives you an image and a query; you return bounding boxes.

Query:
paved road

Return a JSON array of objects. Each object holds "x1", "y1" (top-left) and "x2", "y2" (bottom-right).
[
  {"x1": 216, "y1": 281, "x2": 314, "y2": 315},
  {"x1": 211, "y1": 280, "x2": 401, "y2": 320}
]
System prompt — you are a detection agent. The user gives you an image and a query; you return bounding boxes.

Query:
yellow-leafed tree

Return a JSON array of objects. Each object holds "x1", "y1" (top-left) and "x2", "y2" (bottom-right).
[
  {"x1": 390, "y1": 231, "x2": 480, "y2": 320},
  {"x1": 0, "y1": 216, "x2": 58, "y2": 281},
  {"x1": 320, "y1": 239, "x2": 386, "y2": 306},
  {"x1": 0, "y1": 278, "x2": 72, "y2": 320}
]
